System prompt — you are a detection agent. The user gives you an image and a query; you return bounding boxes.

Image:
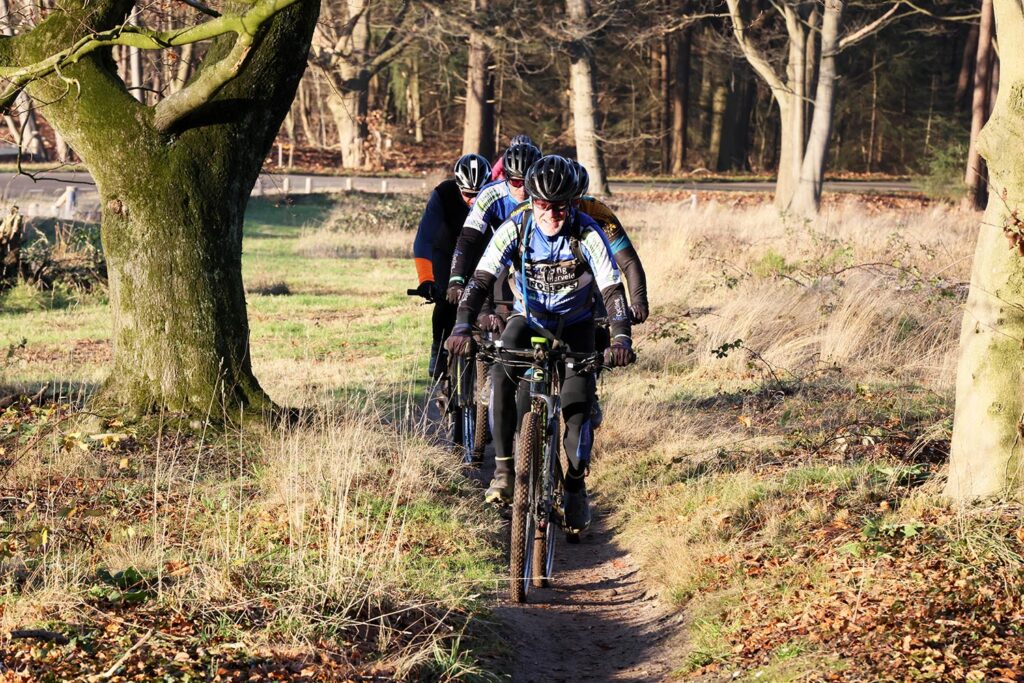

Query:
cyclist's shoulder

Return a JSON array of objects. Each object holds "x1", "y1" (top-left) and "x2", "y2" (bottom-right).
[
  {"x1": 508, "y1": 200, "x2": 532, "y2": 221},
  {"x1": 578, "y1": 196, "x2": 621, "y2": 226},
  {"x1": 576, "y1": 213, "x2": 615, "y2": 253},
  {"x1": 479, "y1": 179, "x2": 507, "y2": 197},
  {"x1": 574, "y1": 208, "x2": 602, "y2": 233},
  {"x1": 433, "y1": 178, "x2": 463, "y2": 202}
]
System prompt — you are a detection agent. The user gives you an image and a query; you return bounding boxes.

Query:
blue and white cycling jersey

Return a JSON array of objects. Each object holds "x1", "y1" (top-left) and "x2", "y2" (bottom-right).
[
  {"x1": 462, "y1": 179, "x2": 524, "y2": 236},
  {"x1": 475, "y1": 207, "x2": 622, "y2": 330}
]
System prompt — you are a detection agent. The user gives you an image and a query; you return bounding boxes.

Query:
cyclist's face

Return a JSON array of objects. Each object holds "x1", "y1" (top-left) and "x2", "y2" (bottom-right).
[
  {"x1": 461, "y1": 191, "x2": 477, "y2": 207},
  {"x1": 507, "y1": 177, "x2": 528, "y2": 202},
  {"x1": 533, "y1": 198, "x2": 568, "y2": 235}
]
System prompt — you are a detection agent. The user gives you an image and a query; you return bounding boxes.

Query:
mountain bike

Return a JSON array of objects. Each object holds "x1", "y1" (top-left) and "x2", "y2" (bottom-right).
[
  {"x1": 479, "y1": 336, "x2": 603, "y2": 603},
  {"x1": 408, "y1": 289, "x2": 488, "y2": 465}
]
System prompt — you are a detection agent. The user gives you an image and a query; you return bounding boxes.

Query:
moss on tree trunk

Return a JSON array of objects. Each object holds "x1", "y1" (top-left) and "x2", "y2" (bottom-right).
[
  {"x1": 947, "y1": 0, "x2": 1024, "y2": 500},
  {"x1": 4, "y1": 0, "x2": 320, "y2": 419},
  {"x1": 96, "y1": 147, "x2": 268, "y2": 416}
]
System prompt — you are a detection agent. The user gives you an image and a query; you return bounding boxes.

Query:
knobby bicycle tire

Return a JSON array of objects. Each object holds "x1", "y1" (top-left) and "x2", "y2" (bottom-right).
[
  {"x1": 532, "y1": 414, "x2": 560, "y2": 588},
  {"x1": 473, "y1": 358, "x2": 489, "y2": 459},
  {"x1": 510, "y1": 409, "x2": 541, "y2": 603}
]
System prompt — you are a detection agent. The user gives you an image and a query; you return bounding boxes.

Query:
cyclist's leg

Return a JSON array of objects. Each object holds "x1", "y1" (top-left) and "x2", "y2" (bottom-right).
[
  {"x1": 560, "y1": 321, "x2": 596, "y2": 479},
  {"x1": 560, "y1": 320, "x2": 596, "y2": 531},
  {"x1": 590, "y1": 321, "x2": 610, "y2": 428},
  {"x1": 486, "y1": 315, "x2": 530, "y2": 502}
]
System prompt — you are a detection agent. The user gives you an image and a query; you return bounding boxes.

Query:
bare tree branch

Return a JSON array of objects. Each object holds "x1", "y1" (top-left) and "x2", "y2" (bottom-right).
[
  {"x1": 0, "y1": 0, "x2": 300, "y2": 115},
  {"x1": 838, "y1": 2, "x2": 904, "y2": 52},
  {"x1": 724, "y1": 0, "x2": 787, "y2": 94}
]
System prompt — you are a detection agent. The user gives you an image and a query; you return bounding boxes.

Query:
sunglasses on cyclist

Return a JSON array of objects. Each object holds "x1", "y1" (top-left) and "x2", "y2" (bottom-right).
[
  {"x1": 508, "y1": 177, "x2": 525, "y2": 188},
  {"x1": 533, "y1": 198, "x2": 568, "y2": 213}
]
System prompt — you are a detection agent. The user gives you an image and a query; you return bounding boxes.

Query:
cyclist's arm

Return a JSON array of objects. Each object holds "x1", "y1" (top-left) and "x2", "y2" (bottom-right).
[
  {"x1": 413, "y1": 189, "x2": 444, "y2": 285},
  {"x1": 449, "y1": 227, "x2": 488, "y2": 288},
  {"x1": 454, "y1": 221, "x2": 518, "y2": 330},
  {"x1": 580, "y1": 228, "x2": 632, "y2": 341},
  {"x1": 613, "y1": 242, "x2": 648, "y2": 311},
  {"x1": 449, "y1": 185, "x2": 504, "y2": 285},
  {"x1": 581, "y1": 199, "x2": 648, "y2": 310}
]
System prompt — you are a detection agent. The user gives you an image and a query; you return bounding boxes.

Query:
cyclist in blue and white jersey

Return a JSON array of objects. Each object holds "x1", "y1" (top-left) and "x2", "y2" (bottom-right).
[{"x1": 446, "y1": 155, "x2": 635, "y2": 533}]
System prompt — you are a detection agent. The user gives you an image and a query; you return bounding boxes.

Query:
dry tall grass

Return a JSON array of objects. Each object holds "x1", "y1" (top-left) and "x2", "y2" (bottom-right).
[
  {"x1": 590, "y1": 196, "x2": 980, "y2": 675},
  {"x1": 0, "y1": 397, "x2": 498, "y2": 678},
  {"x1": 622, "y1": 196, "x2": 974, "y2": 389},
  {"x1": 294, "y1": 203, "x2": 415, "y2": 260}
]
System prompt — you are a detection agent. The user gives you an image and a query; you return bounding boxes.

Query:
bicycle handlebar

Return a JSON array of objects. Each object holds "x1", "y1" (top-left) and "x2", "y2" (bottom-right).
[{"x1": 477, "y1": 340, "x2": 606, "y2": 374}]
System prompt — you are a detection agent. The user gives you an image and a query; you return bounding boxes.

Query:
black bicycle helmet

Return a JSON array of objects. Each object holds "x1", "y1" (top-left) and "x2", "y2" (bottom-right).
[
  {"x1": 571, "y1": 160, "x2": 590, "y2": 198},
  {"x1": 510, "y1": 133, "x2": 536, "y2": 149},
  {"x1": 525, "y1": 155, "x2": 579, "y2": 203},
  {"x1": 502, "y1": 143, "x2": 542, "y2": 180},
  {"x1": 453, "y1": 153, "x2": 491, "y2": 194}
]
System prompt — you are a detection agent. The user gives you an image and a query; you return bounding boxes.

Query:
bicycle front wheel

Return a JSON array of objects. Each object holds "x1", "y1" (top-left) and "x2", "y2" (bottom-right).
[
  {"x1": 532, "y1": 415, "x2": 560, "y2": 588},
  {"x1": 473, "y1": 358, "x2": 490, "y2": 460},
  {"x1": 460, "y1": 405, "x2": 476, "y2": 465},
  {"x1": 510, "y1": 409, "x2": 541, "y2": 603}
]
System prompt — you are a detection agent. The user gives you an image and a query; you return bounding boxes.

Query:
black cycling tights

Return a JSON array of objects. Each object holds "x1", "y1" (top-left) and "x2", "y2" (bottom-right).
[{"x1": 490, "y1": 316, "x2": 595, "y2": 491}]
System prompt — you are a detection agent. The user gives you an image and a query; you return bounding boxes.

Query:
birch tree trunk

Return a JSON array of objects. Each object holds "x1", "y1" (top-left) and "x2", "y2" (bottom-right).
[
  {"x1": 947, "y1": 0, "x2": 1024, "y2": 500},
  {"x1": 172, "y1": 43, "x2": 194, "y2": 94},
  {"x1": 0, "y1": 0, "x2": 44, "y2": 159},
  {"x1": 965, "y1": 0, "x2": 995, "y2": 210},
  {"x1": 462, "y1": 0, "x2": 495, "y2": 159},
  {"x1": 790, "y1": 0, "x2": 843, "y2": 216},
  {"x1": 567, "y1": 0, "x2": 609, "y2": 195},
  {"x1": 410, "y1": 52, "x2": 423, "y2": 143},
  {"x1": 670, "y1": 28, "x2": 690, "y2": 174},
  {"x1": 127, "y1": 8, "x2": 144, "y2": 103}
]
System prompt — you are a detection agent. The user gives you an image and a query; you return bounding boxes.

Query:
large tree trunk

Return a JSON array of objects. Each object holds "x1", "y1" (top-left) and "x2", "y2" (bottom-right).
[
  {"x1": 718, "y1": 69, "x2": 755, "y2": 171},
  {"x1": 97, "y1": 155, "x2": 265, "y2": 415},
  {"x1": 17, "y1": 0, "x2": 319, "y2": 418},
  {"x1": 670, "y1": 28, "x2": 690, "y2": 174},
  {"x1": 774, "y1": 95, "x2": 797, "y2": 207},
  {"x1": 708, "y1": 70, "x2": 727, "y2": 169},
  {"x1": 947, "y1": 0, "x2": 1024, "y2": 500},
  {"x1": 790, "y1": 0, "x2": 843, "y2": 216},
  {"x1": 462, "y1": 0, "x2": 495, "y2": 159},
  {"x1": 567, "y1": 0, "x2": 609, "y2": 195},
  {"x1": 659, "y1": 35, "x2": 671, "y2": 172},
  {"x1": 955, "y1": 22, "x2": 979, "y2": 110},
  {"x1": 965, "y1": 0, "x2": 995, "y2": 210}
]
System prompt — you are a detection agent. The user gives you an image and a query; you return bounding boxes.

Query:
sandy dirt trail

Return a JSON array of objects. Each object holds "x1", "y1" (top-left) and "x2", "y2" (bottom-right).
[
  {"x1": 422, "y1": 388, "x2": 683, "y2": 681},
  {"x1": 490, "y1": 502, "x2": 685, "y2": 682}
]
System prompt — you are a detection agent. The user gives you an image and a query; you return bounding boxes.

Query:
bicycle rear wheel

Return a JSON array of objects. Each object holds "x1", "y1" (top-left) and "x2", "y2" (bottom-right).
[{"x1": 510, "y1": 409, "x2": 541, "y2": 603}]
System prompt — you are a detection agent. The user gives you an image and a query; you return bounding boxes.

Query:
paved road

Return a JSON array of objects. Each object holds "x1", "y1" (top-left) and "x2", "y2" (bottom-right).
[{"x1": 0, "y1": 170, "x2": 917, "y2": 208}]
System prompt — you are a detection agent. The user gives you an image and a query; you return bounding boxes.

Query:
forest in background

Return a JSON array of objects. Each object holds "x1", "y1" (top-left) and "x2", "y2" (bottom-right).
[{"x1": 0, "y1": 0, "x2": 985, "y2": 190}]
